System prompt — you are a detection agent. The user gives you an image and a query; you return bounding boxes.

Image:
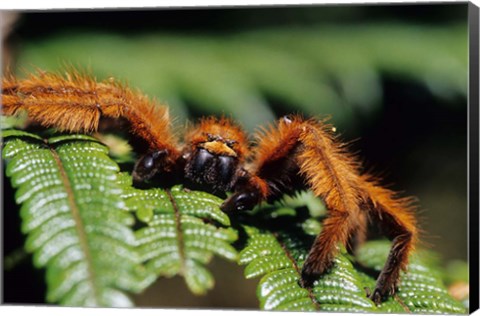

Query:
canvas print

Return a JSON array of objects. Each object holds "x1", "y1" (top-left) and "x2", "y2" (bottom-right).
[{"x1": 1, "y1": 3, "x2": 472, "y2": 313}]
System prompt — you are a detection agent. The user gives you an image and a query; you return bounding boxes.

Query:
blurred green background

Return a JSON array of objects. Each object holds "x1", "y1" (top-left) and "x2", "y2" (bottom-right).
[{"x1": 2, "y1": 3, "x2": 468, "y2": 308}]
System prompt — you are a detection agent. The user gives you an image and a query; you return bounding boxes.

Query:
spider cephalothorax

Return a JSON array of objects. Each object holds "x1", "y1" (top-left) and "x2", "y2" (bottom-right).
[
  {"x1": 132, "y1": 116, "x2": 249, "y2": 193},
  {"x1": 2, "y1": 71, "x2": 418, "y2": 304},
  {"x1": 182, "y1": 117, "x2": 248, "y2": 192}
]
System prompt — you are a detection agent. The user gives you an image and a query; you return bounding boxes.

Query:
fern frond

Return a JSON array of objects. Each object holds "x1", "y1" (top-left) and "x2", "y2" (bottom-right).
[
  {"x1": 15, "y1": 23, "x2": 467, "y2": 130},
  {"x1": 2, "y1": 130, "x2": 155, "y2": 307},
  {"x1": 237, "y1": 205, "x2": 466, "y2": 313},
  {"x1": 119, "y1": 174, "x2": 238, "y2": 295},
  {"x1": 357, "y1": 241, "x2": 467, "y2": 314}
]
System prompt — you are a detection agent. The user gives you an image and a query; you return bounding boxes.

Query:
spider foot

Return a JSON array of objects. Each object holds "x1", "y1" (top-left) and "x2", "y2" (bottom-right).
[
  {"x1": 298, "y1": 272, "x2": 318, "y2": 289},
  {"x1": 299, "y1": 259, "x2": 331, "y2": 289},
  {"x1": 368, "y1": 282, "x2": 397, "y2": 305}
]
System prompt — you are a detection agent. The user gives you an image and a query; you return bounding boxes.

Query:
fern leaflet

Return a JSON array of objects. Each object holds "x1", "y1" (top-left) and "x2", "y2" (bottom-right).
[
  {"x1": 237, "y1": 204, "x2": 466, "y2": 313},
  {"x1": 2, "y1": 130, "x2": 155, "y2": 307},
  {"x1": 356, "y1": 241, "x2": 467, "y2": 314},
  {"x1": 119, "y1": 174, "x2": 239, "y2": 295}
]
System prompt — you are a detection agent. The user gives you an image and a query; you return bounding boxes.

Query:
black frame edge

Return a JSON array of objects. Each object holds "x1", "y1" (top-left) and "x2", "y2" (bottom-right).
[{"x1": 469, "y1": 1, "x2": 480, "y2": 314}]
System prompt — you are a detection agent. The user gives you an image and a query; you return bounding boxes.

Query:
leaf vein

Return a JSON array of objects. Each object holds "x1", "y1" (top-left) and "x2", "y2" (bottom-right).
[{"x1": 48, "y1": 141, "x2": 100, "y2": 305}]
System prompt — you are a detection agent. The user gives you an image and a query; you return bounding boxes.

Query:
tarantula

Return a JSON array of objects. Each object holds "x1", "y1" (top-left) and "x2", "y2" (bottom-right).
[{"x1": 2, "y1": 70, "x2": 418, "y2": 304}]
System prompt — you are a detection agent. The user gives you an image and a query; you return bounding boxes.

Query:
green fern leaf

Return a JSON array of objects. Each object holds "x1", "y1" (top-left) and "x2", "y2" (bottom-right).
[
  {"x1": 119, "y1": 174, "x2": 238, "y2": 295},
  {"x1": 2, "y1": 130, "x2": 155, "y2": 307},
  {"x1": 357, "y1": 241, "x2": 467, "y2": 314},
  {"x1": 16, "y1": 23, "x2": 466, "y2": 130},
  {"x1": 237, "y1": 205, "x2": 466, "y2": 313}
]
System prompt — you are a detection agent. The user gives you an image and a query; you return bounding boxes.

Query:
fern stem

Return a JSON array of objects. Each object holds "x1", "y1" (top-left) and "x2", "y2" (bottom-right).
[
  {"x1": 166, "y1": 188, "x2": 186, "y2": 275},
  {"x1": 273, "y1": 232, "x2": 320, "y2": 310},
  {"x1": 48, "y1": 142, "x2": 100, "y2": 304}
]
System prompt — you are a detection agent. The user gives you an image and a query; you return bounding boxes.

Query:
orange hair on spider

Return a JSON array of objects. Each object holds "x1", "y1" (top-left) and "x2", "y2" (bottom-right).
[
  {"x1": 296, "y1": 116, "x2": 365, "y2": 214},
  {"x1": 251, "y1": 115, "x2": 364, "y2": 204},
  {"x1": 184, "y1": 116, "x2": 249, "y2": 160},
  {"x1": 248, "y1": 115, "x2": 418, "y2": 287},
  {"x1": 250, "y1": 115, "x2": 303, "y2": 169},
  {"x1": 2, "y1": 70, "x2": 179, "y2": 161},
  {"x1": 361, "y1": 174, "x2": 419, "y2": 259}
]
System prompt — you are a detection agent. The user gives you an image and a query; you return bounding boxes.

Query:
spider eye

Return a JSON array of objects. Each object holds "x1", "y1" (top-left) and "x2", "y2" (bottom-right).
[
  {"x1": 225, "y1": 140, "x2": 237, "y2": 148},
  {"x1": 206, "y1": 133, "x2": 215, "y2": 141}
]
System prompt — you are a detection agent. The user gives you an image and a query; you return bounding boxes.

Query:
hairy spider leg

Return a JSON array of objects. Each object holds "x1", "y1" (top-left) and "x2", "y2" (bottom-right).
[
  {"x1": 347, "y1": 211, "x2": 369, "y2": 254},
  {"x1": 221, "y1": 115, "x2": 306, "y2": 211},
  {"x1": 222, "y1": 115, "x2": 418, "y2": 304},
  {"x1": 361, "y1": 177, "x2": 418, "y2": 303},
  {"x1": 1, "y1": 71, "x2": 181, "y2": 182},
  {"x1": 294, "y1": 117, "x2": 367, "y2": 287},
  {"x1": 223, "y1": 115, "x2": 367, "y2": 275}
]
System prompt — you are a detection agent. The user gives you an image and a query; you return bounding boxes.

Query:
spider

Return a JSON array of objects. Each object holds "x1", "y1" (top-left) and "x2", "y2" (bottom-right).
[{"x1": 2, "y1": 70, "x2": 418, "y2": 304}]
